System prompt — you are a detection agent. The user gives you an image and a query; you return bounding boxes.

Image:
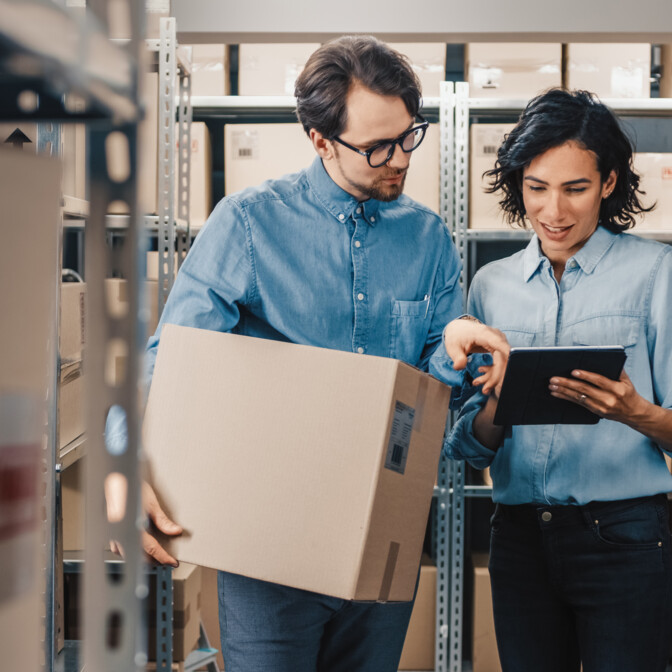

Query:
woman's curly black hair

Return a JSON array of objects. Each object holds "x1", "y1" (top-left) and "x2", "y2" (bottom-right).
[{"x1": 485, "y1": 88, "x2": 654, "y2": 232}]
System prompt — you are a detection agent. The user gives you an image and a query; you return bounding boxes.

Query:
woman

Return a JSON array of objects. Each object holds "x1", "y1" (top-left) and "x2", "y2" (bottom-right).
[{"x1": 446, "y1": 89, "x2": 672, "y2": 671}]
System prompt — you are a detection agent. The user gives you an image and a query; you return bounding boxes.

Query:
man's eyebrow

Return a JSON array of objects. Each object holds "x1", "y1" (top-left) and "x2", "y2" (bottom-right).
[{"x1": 362, "y1": 119, "x2": 416, "y2": 147}]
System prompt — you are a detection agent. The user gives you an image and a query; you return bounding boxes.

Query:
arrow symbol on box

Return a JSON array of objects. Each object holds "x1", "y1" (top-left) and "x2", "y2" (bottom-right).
[{"x1": 4, "y1": 129, "x2": 32, "y2": 149}]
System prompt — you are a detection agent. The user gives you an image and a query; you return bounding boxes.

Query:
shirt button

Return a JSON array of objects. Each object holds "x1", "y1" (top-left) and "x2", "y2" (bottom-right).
[
  {"x1": 370, "y1": 216, "x2": 375, "y2": 223},
  {"x1": 338, "y1": 213, "x2": 345, "y2": 221},
  {"x1": 354, "y1": 240, "x2": 361, "y2": 248},
  {"x1": 541, "y1": 511, "x2": 552, "y2": 522},
  {"x1": 356, "y1": 207, "x2": 362, "y2": 214},
  {"x1": 357, "y1": 293, "x2": 364, "y2": 301},
  {"x1": 568, "y1": 260, "x2": 577, "y2": 269},
  {"x1": 357, "y1": 347, "x2": 364, "y2": 354}
]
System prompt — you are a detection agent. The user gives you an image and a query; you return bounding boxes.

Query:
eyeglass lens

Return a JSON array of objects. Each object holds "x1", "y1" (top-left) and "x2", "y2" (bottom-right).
[{"x1": 368, "y1": 125, "x2": 426, "y2": 167}]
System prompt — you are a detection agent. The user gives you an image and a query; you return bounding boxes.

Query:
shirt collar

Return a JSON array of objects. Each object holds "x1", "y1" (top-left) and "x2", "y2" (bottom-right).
[
  {"x1": 305, "y1": 156, "x2": 380, "y2": 226},
  {"x1": 522, "y1": 225, "x2": 618, "y2": 282}
]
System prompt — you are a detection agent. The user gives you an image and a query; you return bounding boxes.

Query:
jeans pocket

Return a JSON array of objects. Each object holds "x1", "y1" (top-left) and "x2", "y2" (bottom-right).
[{"x1": 588, "y1": 498, "x2": 665, "y2": 550}]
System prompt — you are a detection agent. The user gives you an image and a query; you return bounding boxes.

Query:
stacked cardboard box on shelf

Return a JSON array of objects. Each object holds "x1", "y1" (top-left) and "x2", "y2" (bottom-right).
[
  {"x1": 466, "y1": 44, "x2": 562, "y2": 99},
  {"x1": 390, "y1": 43, "x2": 447, "y2": 98},
  {"x1": 398, "y1": 555, "x2": 437, "y2": 670},
  {"x1": 631, "y1": 153, "x2": 672, "y2": 231},
  {"x1": 566, "y1": 44, "x2": 651, "y2": 98},
  {"x1": 472, "y1": 554, "x2": 502, "y2": 672},
  {"x1": 189, "y1": 44, "x2": 230, "y2": 96}
]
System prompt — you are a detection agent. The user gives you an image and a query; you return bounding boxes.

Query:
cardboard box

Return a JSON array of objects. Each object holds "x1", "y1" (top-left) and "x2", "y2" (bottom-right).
[
  {"x1": 238, "y1": 43, "x2": 320, "y2": 96},
  {"x1": 1, "y1": 122, "x2": 86, "y2": 199},
  {"x1": 405, "y1": 123, "x2": 440, "y2": 213},
  {"x1": 190, "y1": 45, "x2": 230, "y2": 96},
  {"x1": 105, "y1": 276, "x2": 160, "y2": 341},
  {"x1": 566, "y1": 44, "x2": 651, "y2": 99},
  {"x1": 0, "y1": 149, "x2": 60, "y2": 672},
  {"x1": 59, "y1": 361, "x2": 85, "y2": 449},
  {"x1": 200, "y1": 567, "x2": 223, "y2": 669},
  {"x1": 61, "y1": 458, "x2": 85, "y2": 552},
  {"x1": 177, "y1": 121, "x2": 212, "y2": 229},
  {"x1": 147, "y1": 563, "x2": 202, "y2": 661},
  {"x1": 399, "y1": 555, "x2": 436, "y2": 670},
  {"x1": 631, "y1": 153, "x2": 672, "y2": 231},
  {"x1": 224, "y1": 123, "x2": 316, "y2": 195},
  {"x1": 60, "y1": 282, "x2": 86, "y2": 364},
  {"x1": 389, "y1": 43, "x2": 446, "y2": 98},
  {"x1": 466, "y1": 44, "x2": 561, "y2": 99},
  {"x1": 469, "y1": 124, "x2": 516, "y2": 229},
  {"x1": 472, "y1": 554, "x2": 502, "y2": 672},
  {"x1": 144, "y1": 324, "x2": 451, "y2": 601}
]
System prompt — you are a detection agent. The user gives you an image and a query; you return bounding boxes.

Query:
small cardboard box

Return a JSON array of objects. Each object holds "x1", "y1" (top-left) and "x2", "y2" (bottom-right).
[
  {"x1": 60, "y1": 283, "x2": 86, "y2": 364},
  {"x1": 61, "y1": 458, "x2": 85, "y2": 552},
  {"x1": 144, "y1": 325, "x2": 451, "y2": 601},
  {"x1": 59, "y1": 361, "x2": 84, "y2": 449},
  {"x1": 190, "y1": 44, "x2": 230, "y2": 96},
  {"x1": 566, "y1": 44, "x2": 651, "y2": 99},
  {"x1": 238, "y1": 43, "x2": 320, "y2": 96},
  {"x1": 631, "y1": 153, "x2": 672, "y2": 231},
  {"x1": 148, "y1": 563, "x2": 202, "y2": 661},
  {"x1": 389, "y1": 43, "x2": 447, "y2": 98},
  {"x1": 178, "y1": 121, "x2": 212, "y2": 230},
  {"x1": 466, "y1": 44, "x2": 561, "y2": 99},
  {"x1": 399, "y1": 555, "x2": 437, "y2": 670},
  {"x1": 472, "y1": 554, "x2": 502, "y2": 672},
  {"x1": 469, "y1": 124, "x2": 516, "y2": 229}
]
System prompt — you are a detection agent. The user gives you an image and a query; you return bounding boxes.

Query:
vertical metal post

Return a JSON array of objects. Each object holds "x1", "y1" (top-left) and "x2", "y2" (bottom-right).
[
  {"x1": 37, "y1": 121, "x2": 63, "y2": 672},
  {"x1": 454, "y1": 82, "x2": 470, "y2": 306},
  {"x1": 82, "y1": 0, "x2": 148, "y2": 669},
  {"x1": 155, "y1": 565, "x2": 175, "y2": 672},
  {"x1": 177, "y1": 61, "x2": 193, "y2": 267},
  {"x1": 158, "y1": 17, "x2": 178, "y2": 315}
]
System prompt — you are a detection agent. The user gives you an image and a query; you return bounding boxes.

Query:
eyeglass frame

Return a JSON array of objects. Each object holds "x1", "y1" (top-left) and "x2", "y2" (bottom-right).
[{"x1": 330, "y1": 114, "x2": 429, "y2": 168}]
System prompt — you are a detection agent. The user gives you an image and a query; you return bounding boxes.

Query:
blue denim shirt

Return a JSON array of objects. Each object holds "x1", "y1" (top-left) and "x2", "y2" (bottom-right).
[
  {"x1": 444, "y1": 226, "x2": 672, "y2": 505},
  {"x1": 106, "y1": 157, "x2": 464, "y2": 449}
]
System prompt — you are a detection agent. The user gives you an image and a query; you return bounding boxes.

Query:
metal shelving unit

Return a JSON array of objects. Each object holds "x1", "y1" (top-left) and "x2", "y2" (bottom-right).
[{"x1": 444, "y1": 83, "x2": 672, "y2": 672}]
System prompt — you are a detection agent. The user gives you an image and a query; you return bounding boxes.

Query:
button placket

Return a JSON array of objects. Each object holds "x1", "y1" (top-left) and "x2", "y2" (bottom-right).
[{"x1": 351, "y1": 216, "x2": 369, "y2": 355}]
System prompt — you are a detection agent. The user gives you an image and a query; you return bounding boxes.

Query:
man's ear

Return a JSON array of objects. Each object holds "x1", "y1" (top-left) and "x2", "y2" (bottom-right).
[{"x1": 310, "y1": 129, "x2": 334, "y2": 161}]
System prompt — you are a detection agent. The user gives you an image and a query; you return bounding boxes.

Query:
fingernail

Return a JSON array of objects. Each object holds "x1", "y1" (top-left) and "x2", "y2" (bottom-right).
[
  {"x1": 572, "y1": 370, "x2": 581, "y2": 377},
  {"x1": 549, "y1": 384, "x2": 558, "y2": 390},
  {"x1": 549, "y1": 377, "x2": 558, "y2": 384}
]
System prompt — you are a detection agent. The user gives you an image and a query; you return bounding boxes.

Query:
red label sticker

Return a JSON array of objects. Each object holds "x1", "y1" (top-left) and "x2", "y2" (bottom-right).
[{"x1": 662, "y1": 167, "x2": 672, "y2": 180}]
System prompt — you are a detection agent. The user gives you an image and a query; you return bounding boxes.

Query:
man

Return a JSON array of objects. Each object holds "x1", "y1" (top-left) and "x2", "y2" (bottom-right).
[{"x1": 118, "y1": 35, "x2": 508, "y2": 672}]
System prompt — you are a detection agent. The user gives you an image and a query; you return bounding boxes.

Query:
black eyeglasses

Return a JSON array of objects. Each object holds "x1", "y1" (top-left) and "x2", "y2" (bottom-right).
[{"x1": 332, "y1": 115, "x2": 429, "y2": 168}]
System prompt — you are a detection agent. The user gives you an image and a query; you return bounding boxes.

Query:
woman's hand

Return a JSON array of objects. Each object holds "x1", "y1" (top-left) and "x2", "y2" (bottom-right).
[{"x1": 549, "y1": 368, "x2": 672, "y2": 451}]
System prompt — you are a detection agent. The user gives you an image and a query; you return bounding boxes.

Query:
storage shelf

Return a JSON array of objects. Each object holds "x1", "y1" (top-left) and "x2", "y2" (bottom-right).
[
  {"x1": 63, "y1": 212, "x2": 191, "y2": 233},
  {"x1": 0, "y1": 0, "x2": 139, "y2": 122},
  {"x1": 58, "y1": 434, "x2": 86, "y2": 471},
  {"x1": 468, "y1": 97, "x2": 672, "y2": 117}
]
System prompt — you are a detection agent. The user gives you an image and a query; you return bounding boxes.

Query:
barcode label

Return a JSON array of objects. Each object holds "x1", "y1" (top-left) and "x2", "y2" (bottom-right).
[
  {"x1": 385, "y1": 401, "x2": 415, "y2": 474},
  {"x1": 482, "y1": 145, "x2": 497, "y2": 155},
  {"x1": 238, "y1": 147, "x2": 253, "y2": 158},
  {"x1": 230, "y1": 129, "x2": 259, "y2": 160}
]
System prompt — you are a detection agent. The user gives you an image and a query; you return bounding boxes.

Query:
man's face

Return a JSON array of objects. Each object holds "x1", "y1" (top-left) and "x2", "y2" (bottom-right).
[{"x1": 320, "y1": 84, "x2": 415, "y2": 202}]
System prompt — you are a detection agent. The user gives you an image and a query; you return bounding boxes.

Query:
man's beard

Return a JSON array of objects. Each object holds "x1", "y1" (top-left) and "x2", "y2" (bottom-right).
[{"x1": 342, "y1": 168, "x2": 407, "y2": 202}]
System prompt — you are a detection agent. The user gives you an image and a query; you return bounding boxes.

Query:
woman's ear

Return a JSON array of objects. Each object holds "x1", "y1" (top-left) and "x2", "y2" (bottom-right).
[{"x1": 603, "y1": 169, "x2": 618, "y2": 198}]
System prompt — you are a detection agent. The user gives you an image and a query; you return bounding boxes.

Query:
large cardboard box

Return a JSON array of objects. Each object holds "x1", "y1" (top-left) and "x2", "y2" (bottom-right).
[
  {"x1": 399, "y1": 555, "x2": 437, "y2": 670},
  {"x1": 0, "y1": 149, "x2": 60, "y2": 671},
  {"x1": 469, "y1": 124, "x2": 516, "y2": 229},
  {"x1": 144, "y1": 324, "x2": 451, "y2": 601},
  {"x1": 405, "y1": 123, "x2": 440, "y2": 213},
  {"x1": 631, "y1": 153, "x2": 672, "y2": 231},
  {"x1": 178, "y1": 121, "x2": 212, "y2": 229},
  {"x1": 60, "y1": 282, "x2": 86, "y2": 364},
  {"x1": 566, "y1": 44, "x2": 651, "y2": 99},
  {"x1": 238, "y1": 43, "x2": 320, "y2": 96},
  {"x1": 472, "y1": 554, "x2": 502, "y2": 672},
  {"x1": 59, "y1": 361, "x2": 85, "y2": 449},
  {"x1": 61, "y1": 458, "x2": 85, "y2": 552},
  {"x1": 466, "y1": 44, "x2": 561, "y2": 99}
]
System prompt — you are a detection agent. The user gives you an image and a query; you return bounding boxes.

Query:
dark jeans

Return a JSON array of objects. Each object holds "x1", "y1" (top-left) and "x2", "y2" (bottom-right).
[
  {"x1": 489, "y1": 494, "x2": 672, "y2": 672},
  {"x1": 217, "y1": 571, "x2": 415, "y2": 672}
]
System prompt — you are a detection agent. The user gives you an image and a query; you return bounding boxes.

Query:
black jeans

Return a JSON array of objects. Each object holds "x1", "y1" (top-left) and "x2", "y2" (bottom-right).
[{"x1": 489, "y1": 494, "x2": 672, "y2": 672}]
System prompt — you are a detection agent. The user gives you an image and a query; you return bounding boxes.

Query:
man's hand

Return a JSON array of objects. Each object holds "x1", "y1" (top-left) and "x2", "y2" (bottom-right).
[
  {"x1": 443, "y1": 318, "x2": 510, "y2": 396},
  {"x1": 105, "y1": 475, "x2": 183, "y2": 567}
]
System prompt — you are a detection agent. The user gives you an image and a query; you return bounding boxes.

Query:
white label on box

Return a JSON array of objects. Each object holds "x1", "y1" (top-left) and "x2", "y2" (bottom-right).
[
  {"x1": 474, "y1": 126, "x2": 507, "y2": 159},
  {"x1": 230, "y1": 129, "x2": 260, "y2": 160},
  {"x1": 471, "y1": 66, "x2": 503, "y2": 91},
  {"x1": 385, "y1": 401, "x2": 415, "y2": 474}
]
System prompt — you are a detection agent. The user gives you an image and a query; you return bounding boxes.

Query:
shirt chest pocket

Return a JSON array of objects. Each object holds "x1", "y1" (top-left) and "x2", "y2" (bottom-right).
[
  {"x1": 568, "y1": 315, "x2": 640, "y2": 373},
  {"x1": 389, "y1": 298, "x2": 431, "y2": 365}
]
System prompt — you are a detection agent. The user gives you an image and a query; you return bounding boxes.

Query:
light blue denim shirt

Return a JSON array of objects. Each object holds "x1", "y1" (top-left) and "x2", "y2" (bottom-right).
[
  {"x1": 444, "y1": 226, "x2": 672, "y2": 506},
  {"x1": 106, "y1": 157, "x2": 464, "y2": 449}
]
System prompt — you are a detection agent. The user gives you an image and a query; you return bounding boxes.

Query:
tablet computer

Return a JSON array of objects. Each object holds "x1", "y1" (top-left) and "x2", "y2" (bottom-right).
[{"x1": 493, "y1": 346, "x2": 627, "y2": 426}]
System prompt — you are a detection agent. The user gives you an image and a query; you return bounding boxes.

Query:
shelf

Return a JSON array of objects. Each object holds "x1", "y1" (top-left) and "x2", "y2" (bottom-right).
[
  {"x1": 58, "y1": 434, "x2": 86, "y2": 471},
  {"x1": 467, "y1": 97, "x2": 672, "y2": 117},
  {"x1": 62, "y1": 196, "x2": 89, "y2": 219},
  {"x1": 62, "y1": 212, "x2": 192, "y2": 234},
  {"x1": 192, "y1": 95, "x2": 442, "y2": 121},
  {"x1": 0, "y1": 0, "x2": 139, "y2": 122}
]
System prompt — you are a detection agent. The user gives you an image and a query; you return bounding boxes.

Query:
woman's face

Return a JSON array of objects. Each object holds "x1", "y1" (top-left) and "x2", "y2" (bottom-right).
[{"x1": 522, "y1": 141, "x2": 617, "y2": 268}]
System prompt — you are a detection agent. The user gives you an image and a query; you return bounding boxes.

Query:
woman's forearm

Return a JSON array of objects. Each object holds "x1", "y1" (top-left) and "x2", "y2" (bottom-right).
[{"x1": 473, "y1": 395, "x2": 506, "y2": 451}]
